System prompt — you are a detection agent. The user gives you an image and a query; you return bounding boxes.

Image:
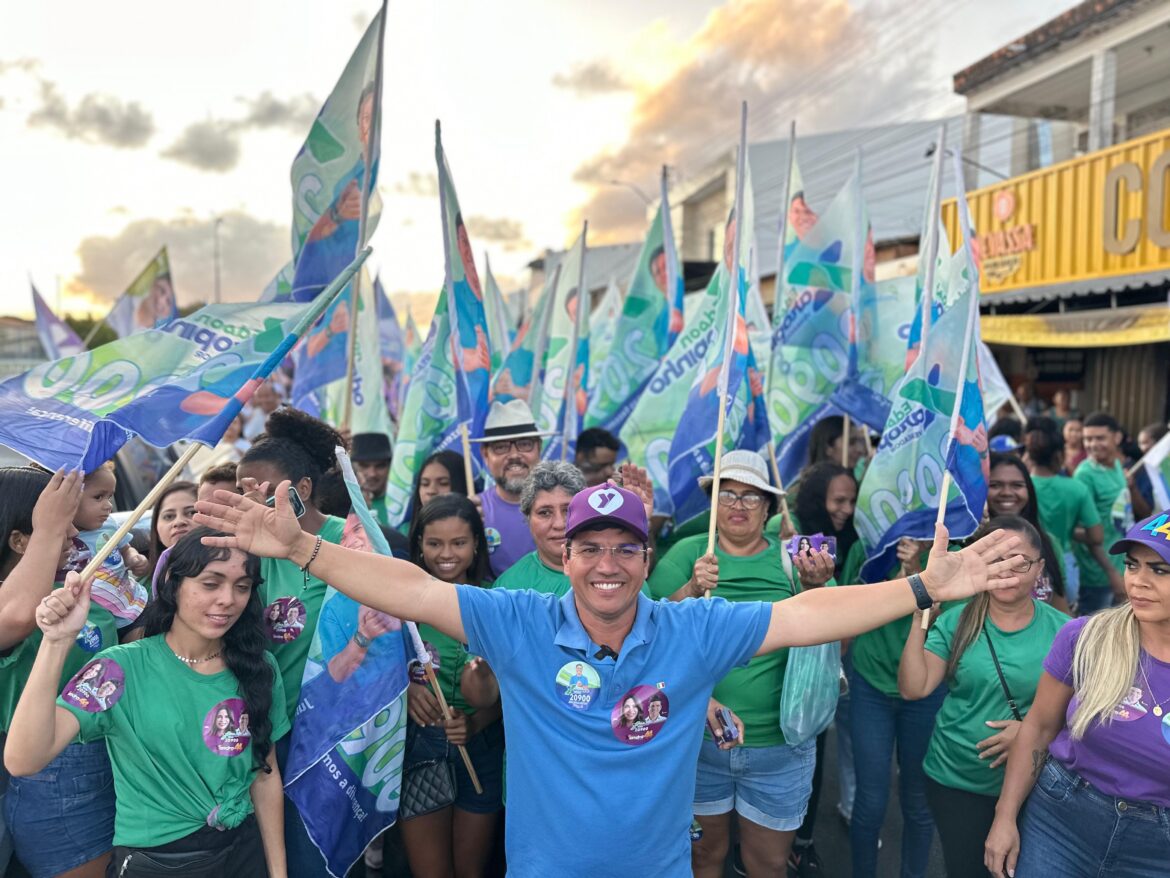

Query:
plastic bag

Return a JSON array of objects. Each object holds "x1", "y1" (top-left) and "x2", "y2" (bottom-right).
[{"x1": 779, "y1": 638, "x2": 842, "y2": 745}]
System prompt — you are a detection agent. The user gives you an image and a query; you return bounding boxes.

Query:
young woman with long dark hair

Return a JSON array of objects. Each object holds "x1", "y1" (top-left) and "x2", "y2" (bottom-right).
[
  {"x1": 402, "y1": 494, "x2": 501, "y2": 878},
  {"x1": 5, "y1": 527, "x2": 288, "y2": 877}
]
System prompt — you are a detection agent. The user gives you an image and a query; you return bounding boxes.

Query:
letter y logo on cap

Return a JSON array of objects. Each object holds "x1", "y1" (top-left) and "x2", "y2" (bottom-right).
[{"x1": 589, "y1": 489, "x2": 623, "y2": 513}]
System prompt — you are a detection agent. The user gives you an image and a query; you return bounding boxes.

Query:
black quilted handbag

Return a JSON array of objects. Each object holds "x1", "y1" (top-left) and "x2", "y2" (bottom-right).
[{"x1": 400, "y1": 725, "x2": 456, "y2": 820}]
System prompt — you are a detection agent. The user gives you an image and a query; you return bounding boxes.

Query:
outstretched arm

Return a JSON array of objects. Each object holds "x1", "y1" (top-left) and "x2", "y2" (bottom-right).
[
  {"x1": 195, "y1": 484, "x2": 465, "y2": 642},
  {"x1": 756, "y1": 524, "x2": 1022, "y2": 655}
]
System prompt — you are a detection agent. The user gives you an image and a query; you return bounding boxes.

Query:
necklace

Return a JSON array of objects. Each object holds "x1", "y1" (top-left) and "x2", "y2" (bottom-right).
[
  {"x1": 172, "y1": 649, "x2": 221, "y2": 666},
  {"x1": 1138, "y1": 660, "x2": 1170, "y2": 717}
]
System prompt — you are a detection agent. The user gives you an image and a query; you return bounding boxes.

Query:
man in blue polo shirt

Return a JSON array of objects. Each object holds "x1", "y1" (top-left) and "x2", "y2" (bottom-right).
[{"x1": 195, "y1": 479, "x2": 1026, "y2": 876}]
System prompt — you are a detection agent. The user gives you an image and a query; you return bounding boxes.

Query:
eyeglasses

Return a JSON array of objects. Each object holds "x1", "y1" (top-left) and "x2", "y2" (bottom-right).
[
  {"x1": 487, "y1": 437, "x2": 538, "y2": 456},
  {"x1": 997, "y1": 556, "x2": 1042, "y2": 573},
  {"x1": 571, "y1": 543, "x2": 646, "y2": 562},
  {"x1": 717, "y1": 490, "x2": 765, "y2": 510}
]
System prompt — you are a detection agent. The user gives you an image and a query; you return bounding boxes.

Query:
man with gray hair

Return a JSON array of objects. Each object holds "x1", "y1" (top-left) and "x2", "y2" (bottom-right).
[{"x1": 496, "y1": 460, "x2": 585, "y2": 596}]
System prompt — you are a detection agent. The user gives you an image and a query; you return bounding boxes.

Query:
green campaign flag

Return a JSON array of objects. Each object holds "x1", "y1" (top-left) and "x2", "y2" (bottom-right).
[
  {"x1": 533, "y1": 231, "x2": 587, "y2": 436},
  {"x1": 587, "y1": 277, "x2": 622, "y2": 395},
  {"x1": 319, "y1": 267, "x2": 394, "y2": 438},
  {"x1": 106, "y1": 246, "x2": 178, "y2": 338},
  {"x1": 483, "y1": 253, "x2": 513, "y2": 374},
  {"x1": 586, "y1": 171, "x2": 684, "y2": 435}
]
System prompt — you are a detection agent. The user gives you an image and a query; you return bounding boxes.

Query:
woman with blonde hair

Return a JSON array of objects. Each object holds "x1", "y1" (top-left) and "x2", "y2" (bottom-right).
[{"x1": 984, "y1": 510, "x2": 1170, "y2": 878}]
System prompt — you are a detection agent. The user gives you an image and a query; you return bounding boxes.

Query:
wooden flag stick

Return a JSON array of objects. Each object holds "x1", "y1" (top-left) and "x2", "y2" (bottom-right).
[
  {"x1": 703, "y1": 401, "x2": 730, "y2": 598},
  {"x1": 421, "y1": 662, "x2": 483, "y2": 794},
  {"x1": 920, "y1": 469, "x2": 952, "y2": 631},
  {"x1": 79, "y1": 442, "x2": 203, "y2": 580},
  {"x1": 460, "y1": 423, "x2": 475, "y2": 493},
  {"x1": 766, "y1": 441, "x2": 794, "y2": 536},
  {"x1": 841, "y1": 414, "x2": 851, "y2": 467}
]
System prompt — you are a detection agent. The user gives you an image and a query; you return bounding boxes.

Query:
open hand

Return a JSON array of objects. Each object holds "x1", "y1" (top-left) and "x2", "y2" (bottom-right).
[
  {"x1": 38, "y1": 572, "x2": 92, "y2": 642},
  {"x1": 614, "y1": 463, "x2": 654, "y2": 524},
  {"x1": 920, "y1": 523, "x2": 1023, "y2": 603},
  {"x1": 976, "y1": 719, "x2": 1020, "y2": 769},
  {"x1": 357, "y1": 605, "x2": 399, "y2": 640},
  {"x1": 194, "y1": 482, "x2": 303, "y2": 559},
  {"x1": 984, "y1": 815, "x2": 1020, "y2": 878}
]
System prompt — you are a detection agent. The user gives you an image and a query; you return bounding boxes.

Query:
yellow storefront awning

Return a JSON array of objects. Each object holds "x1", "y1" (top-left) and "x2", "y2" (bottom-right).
[{"x1": 982, "y1": 304, "x2": 1170, "y2": 348}]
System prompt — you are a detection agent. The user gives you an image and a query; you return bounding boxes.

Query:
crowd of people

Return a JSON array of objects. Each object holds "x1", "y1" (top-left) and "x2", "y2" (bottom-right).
[{"x1": 0, "y1": 380, "x2": 1167, "y2": 878}]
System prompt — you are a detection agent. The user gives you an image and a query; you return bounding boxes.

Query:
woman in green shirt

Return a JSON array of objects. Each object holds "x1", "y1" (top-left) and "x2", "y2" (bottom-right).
[
  {"x1": 0, "y1": 466, "x2": 118, "y2": 878},
  {"x1": 898, "y1": 516, "x2": 1068, "y2": 878},
  {"x1": 648, "y1": 450, "x2": 834, "y2": 878},
  {"x1": 7, "y1": 527, "x2": 288, "y2": 877},
  {"x1": 234, "y1": 407, "x2": 347, "y2": 878},
  {"x1": 495, "y1": 460, "x2": 585, "y2": 596},
  {"x1": 403, "y1": 493, "x2": 502, "y2": 878}
]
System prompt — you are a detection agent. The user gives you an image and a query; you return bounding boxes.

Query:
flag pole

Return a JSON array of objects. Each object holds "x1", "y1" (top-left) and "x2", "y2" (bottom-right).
[
  {"x1": 460, "y1": 423, "x2": 475, "y2": 492},
  {"x1": 78, "y1": 248, "x2": 372, "y2": 579},
  {"x1": 341, "y1": 0, "x2": 387, "y2": 432},
  {"x1": 841, "y1": 414, "x2": 851, "y2": 467},
  {"x1": 81, "y1": 297, "x2": 119, "y2": 348},
  {"x1": 765, "y1": 120, "x2": 797, "y2": 480},
  {"x1": 560, "y1": 222, "x2": 588, "y2": 462},
  {"x1": 705, "y1": 102, "x2": 749, "y2": 595},
  {"x1": 528, "y1": 265, "x2": 560, "y2": 417}
]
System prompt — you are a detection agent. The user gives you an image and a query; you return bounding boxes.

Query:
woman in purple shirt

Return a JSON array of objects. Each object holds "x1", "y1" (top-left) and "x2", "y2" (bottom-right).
[{"x1": 985, "y1": 509, "x2": 1170, "y2": 878}]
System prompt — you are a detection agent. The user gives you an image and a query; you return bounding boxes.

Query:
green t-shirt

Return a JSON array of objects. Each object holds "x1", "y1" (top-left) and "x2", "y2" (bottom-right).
[
  {"x1": 1072, "y1": 458, "x2": 1132, "y2": 589},
  {"x1": 1033, "y1": 474, "x2": 1100, "y2": 579},
  {"x1": 648, "y1": 533, "x2": 796, "y2": 747},
  {"x1": 923, "y1": 600, "x2": 1069, "y2": 796},
  {"x1": 414, "y1": 621, "x2": 475, "y2": 716},
  {"x1": 495, "y1": 551, "x2": 571, "y2": 596},
  {"x1": 58, "y1": 635, "x2": 289, "y2": 847},
  {"x1": 0, "y1": 598, "x2": 119, "y2": 733},
  {"x1": 848, "y1": 544, "x2": 959, "y2": 698},
  {"x1": 259, "y1": 515, "x2": 346, "y2": 723}
]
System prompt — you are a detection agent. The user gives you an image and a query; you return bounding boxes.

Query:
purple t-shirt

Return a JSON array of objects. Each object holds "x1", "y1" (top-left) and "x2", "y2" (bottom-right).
[
  {"x1": 1044, "y1": 615, "x2": 1170, "y2": 807},
  {"x1": 480, "y1": 488, "x2": 535, "y2": 579}
]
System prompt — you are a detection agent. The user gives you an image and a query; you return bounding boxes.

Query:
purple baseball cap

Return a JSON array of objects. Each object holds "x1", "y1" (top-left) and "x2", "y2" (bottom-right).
[
  {"x1": 1109, "y1": 510, "x2": 1170, "y2": 564},
  {"x1": 565, "y1": 484, "x2": 648, "y2": 543}
]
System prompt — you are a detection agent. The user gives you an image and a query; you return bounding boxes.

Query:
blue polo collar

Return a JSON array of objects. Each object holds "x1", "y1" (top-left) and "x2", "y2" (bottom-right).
[{"x1": 554, "y1": 589, "x2": 656, "y2": 656}]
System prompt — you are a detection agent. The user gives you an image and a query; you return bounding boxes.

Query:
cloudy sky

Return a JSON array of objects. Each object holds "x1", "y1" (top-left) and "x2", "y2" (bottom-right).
[{"x1": 1, "y1": 0, "x2": 1072, "y2": 322}]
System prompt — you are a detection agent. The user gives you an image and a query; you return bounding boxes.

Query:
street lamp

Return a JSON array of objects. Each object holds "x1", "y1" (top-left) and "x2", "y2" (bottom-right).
[{"x1": 606, "y1": 179, "x2": 652, "y2": 204}]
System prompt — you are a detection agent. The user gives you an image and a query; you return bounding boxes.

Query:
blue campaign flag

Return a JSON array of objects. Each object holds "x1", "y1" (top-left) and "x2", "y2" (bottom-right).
[
  {"x1": 285, "y1": 448, "x2": 409, "y2": 877},
  {"x1": 855, "y1": 153, "x2": 988, "y2": 582},
  {"x1": 0, "y1": 254, "x2": 367, "y2": 473},
  {"x1": 667, "y1": 106, "x2": 770, "y2": 525}
]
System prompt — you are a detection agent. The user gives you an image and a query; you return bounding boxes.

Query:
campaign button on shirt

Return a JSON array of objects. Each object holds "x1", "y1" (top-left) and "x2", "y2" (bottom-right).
[
  {"x1": 611, "y1": 684, "x2": 670, "y2": 745},
  {"x1": 556, "y1": 661, "x2": 600, "y2": 711},
  {"x1": 61, "y1": 658, "x2": 125, "y2": 713},
  {"x1": 203, "y1": 697, "x2": 251, "y2": 758},
  {"x1": 264, "y1": 596, "x2": 306, "y2": 644},
  {"x1": 485, "y1": 527, "x2": 501, "y2": 555},
  {"x1": 1112, "y1": 686, "x2": 1148, "y2": 722}
]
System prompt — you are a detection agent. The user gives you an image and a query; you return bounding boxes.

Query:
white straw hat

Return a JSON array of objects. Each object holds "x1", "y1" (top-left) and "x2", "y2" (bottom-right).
[
  {"x1": 469, "y1": 399, "x2": 555, "y2": 443},
  {"x1": 697, "y1": 450, "x2": 783, "y2": 496}
]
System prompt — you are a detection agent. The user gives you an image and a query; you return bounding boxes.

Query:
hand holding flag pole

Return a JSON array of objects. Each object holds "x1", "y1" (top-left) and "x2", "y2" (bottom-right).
[{"x1": 77, "y1": 248, "x2": 371, "y2": 580}]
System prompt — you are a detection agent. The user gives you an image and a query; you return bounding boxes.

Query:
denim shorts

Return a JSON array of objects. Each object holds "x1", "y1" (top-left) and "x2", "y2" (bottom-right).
[
  {"x1": 1015, "y1": 758, "x2": 1170, "y2": 877},
  {"x1": 408, "y1": 721, "x2": 505, "y2": 815},
  {"x1": 693, "y1": 736, "x2": 816, "y2": 831},
  {"x1": 5, "y1": 741, "x2": 115, "y2": 878}
]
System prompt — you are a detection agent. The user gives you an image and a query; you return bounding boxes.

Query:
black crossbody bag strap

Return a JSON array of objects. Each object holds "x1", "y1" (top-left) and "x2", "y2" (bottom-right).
[{"x1": 982, "y1": 621, "x2": 1023, "y2": 721}]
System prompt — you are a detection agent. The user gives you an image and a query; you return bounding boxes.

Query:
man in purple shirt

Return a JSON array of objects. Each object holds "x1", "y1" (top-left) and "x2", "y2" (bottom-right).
[{"x1": 471, "y1": 400, "x2": 550, "y2": 577}]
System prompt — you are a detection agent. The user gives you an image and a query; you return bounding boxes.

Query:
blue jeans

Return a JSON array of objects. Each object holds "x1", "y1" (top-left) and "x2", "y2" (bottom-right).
[
  {"x1": 4, "y1": 741, "x2": 114, "y2": 878},
  {"x1": 275, "y1": 734, "x2": 332, "y2": 878},
  {"x1": 1016, "y1": 759, "x2": 1170, "y2": 877},
  {"x1": 848, "y1": 668, "x2": 944, "y2": 878}
]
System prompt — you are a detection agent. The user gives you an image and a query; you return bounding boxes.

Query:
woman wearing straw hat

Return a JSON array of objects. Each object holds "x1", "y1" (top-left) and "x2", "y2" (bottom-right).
[{"x1": 647, "y1": 450, "x2": 836, "y2": 877}]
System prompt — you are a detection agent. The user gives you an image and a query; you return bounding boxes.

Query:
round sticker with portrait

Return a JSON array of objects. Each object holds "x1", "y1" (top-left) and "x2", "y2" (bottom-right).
[
  {"x1": 75, "y1": 621, "x2": 104, "y2": 653},
  {"x1": 1111, "y1": 686, "x2": 1148, "y2": 722},
  {"x1": 264, "y1": 596, "x2": 307, "y2": 644},
  {"x1": 408, "y1": 642, "x2": 441, "y2": 684},
  {"x1": 61, "y1": 659, "x2": 125, "y2": 713},
  {"x1": 555, "y1": 661, "x2": 600, "y2": 711},
  {"x1": 611, "y1": 684, "x2": 669, "y2": 745},
  {"x1": 484, "y1": 527, "x2": 501, "y2": 555},
  {"x1": 203, "y1": 698, "x2": 251, "y2": 758}
]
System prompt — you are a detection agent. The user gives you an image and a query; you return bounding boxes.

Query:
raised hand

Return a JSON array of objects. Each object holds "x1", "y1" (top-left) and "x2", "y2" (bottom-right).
[
  {"x1": 357, "y1": 605, "x2": 399, "y2": 640},
  {"x1": 123, "y1": 547, "x2": 151, "y2": 579},
  {"x1": 615, "y1": 463, "x2": 654, "y2": 523},
  {"x1": 920, "y1": 523, "x2": 1024, "y2": 603},
  {"x1": 194, "y1": 481, "x2": 303, "y2": 559},
  {"x1": 32, "y1": 469, "x2": 83, "y2": 536},
  {"x1": 38, "y1": 572, "x2": 91, "y2": 642}
]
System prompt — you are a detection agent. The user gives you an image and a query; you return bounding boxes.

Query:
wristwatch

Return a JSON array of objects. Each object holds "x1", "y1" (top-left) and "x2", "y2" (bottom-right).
[
  {"x1": 907, "y1": 573, "x2": 933, "y2": 610},
  {"x1": 353, "y1": 631, "x2": 372, "y2": 649}
]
